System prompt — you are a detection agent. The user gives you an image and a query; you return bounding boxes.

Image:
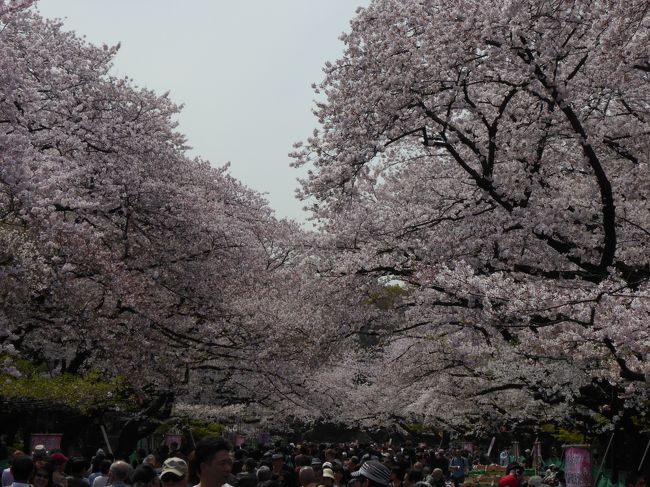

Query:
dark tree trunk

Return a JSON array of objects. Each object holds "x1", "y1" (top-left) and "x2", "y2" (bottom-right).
[{"x1": 115, "y1": 392, "x2": 174, "y2": 455}]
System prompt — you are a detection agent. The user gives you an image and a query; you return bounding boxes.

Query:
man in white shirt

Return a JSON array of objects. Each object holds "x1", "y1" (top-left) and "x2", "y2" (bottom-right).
[
  {"x1": 91, "y1": 460, "x2": 112, "y2": 487},
  {"x1": 1, "y1": 451, "x2": 24, "y2": 487},
  {"x1": 189, "y1": 437, "x2": 233, "y2": 487}
]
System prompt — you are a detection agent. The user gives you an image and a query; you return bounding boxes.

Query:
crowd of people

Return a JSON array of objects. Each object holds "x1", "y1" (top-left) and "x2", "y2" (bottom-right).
[{"x1": 1, "y1": 439, "x2": 645, "y2": 487}]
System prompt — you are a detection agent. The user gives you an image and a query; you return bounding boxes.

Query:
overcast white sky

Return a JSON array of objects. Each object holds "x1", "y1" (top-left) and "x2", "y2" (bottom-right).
[{"x1": 36, "y1": 0, "x2": 369, "y2": 222}]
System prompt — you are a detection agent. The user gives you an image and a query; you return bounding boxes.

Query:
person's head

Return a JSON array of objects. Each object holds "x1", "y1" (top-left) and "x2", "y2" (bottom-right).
[
  {"x1": 244, "y1": 458, "x2": 257, "y2": 472},
  {"x1": 354, "y1": 461, "x2": 391, "y2": 487},
  {"x1": 32, "y1": 445, "x2": 48, "y2": 470},
  {"x1": 12, "y1": 455, "x2": 35, "y2": 484},
  {"x1": 32, "y1": 462, "x2": 52, "y2": 487},
  {"x1": 132, "y1": 464, "x2": 159, "y2": 487},
  {"x1": 143, "y1": 455, "x2": 157, "y2": 468},
  {"x1": 109, "y1": 461, "x2": 132, "y2": 484},
  {"x1": 272, "y1": 454, "x2": 284, "y2": 470},
  {"x1": 257, "y1": 466, "x2": 272, "y2": 482},
  {"x1": 160, "y1": 457, "x2": 189, "y2": 487},
  {"x1": 98, "y1": 459, "x2": 111, "y2": 476},
  {"x1": 32, "y1": 445, "x2": 47, "y2": 458},
  {"x1": 431, "y1": 469, "x2": 443, "y2": 481},
  {"x1": 300, "y1": 467, "x2": 316, "y2": 486},
  {"x1": 404, "y1": 470, "x2": 423, "y2": 487},
  {"x1": 190, "y1": 437, "x2": 233, "y2": 487},
  {"x1": 50, "y1": 453, "x2": 68, "y2": 473},
  {"x1": 627, "y1": 472, "x2": 646, "y2": 487},
  {"x1": 322, "y1": 468, "x2": 335, "y2": 487},
  {"x1": 69, "y1": 457, "x2": 87, "y2": 478}
]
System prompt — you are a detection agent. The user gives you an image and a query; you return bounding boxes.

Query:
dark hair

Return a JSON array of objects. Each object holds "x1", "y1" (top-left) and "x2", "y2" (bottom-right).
[
  {"x1": 258, "y1": 466, "x2": 273, "y2": 482},
  {"x1": 299, "y1": 467, "x2": 315, "y2": 485},
  {"x1": 358, "y1": 475, "x2": 387, "y2": 487},
  {"x1": 91, "y1": 455, "x2": 105, "y2": 473},
  {"x1": 32, "y1": 463, "x2": 53, "y2": 487},
  {"x1": 405, "y1": 470, "x2": 424, "y2": 483},
  {"x1": 100, "y1": 460, "x2": 112, "y2": 475},
  {"x1": 132, "y1": 464, "x2": 157, "y2": 487},
  {"x1": 258, "y1": 481, "x2": 281, "y2": 487},
  {"x1": 189, "y1": 437, "x2": 232, "y2": 483},
  {"x1": 11, "y1": 455, "x2": 34, "y2": 483},
  {"x1": 68, "y1": 458, "x2": 87, "y2": 477}
]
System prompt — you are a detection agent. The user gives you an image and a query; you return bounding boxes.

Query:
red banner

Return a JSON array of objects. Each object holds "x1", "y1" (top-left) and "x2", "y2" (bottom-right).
[{"x1": 30, "y1": 434, "x2": 62, "y2": 453}]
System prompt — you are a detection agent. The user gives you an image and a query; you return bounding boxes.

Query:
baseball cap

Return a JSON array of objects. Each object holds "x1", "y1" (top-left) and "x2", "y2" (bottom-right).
[
  {"x1": 323, "y1": 468, "x2": 336, "y2": 480},
  {"x1": 161, "y1": 457, "x2": 188, "y2": 478}
]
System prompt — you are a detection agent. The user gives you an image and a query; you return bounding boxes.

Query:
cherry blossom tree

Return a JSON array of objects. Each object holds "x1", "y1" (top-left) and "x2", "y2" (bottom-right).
[
  {"x1": 292, "y1": 0, "x2": 650, "y2": 432},
  {"x1": 4, "y1": 0, "x2": 650, "y2": 441},
  {"x1": 0, "y1": 0, "x2": 309, "y2": 445}
]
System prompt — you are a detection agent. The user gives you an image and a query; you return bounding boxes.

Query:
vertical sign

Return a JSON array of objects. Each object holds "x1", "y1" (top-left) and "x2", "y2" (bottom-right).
[
  {"x1": 165, "y1": 434, "x2": 183, "y2": 448},
  {"x1": 565, "y1": 447, "x2": 592, "y2": 487},
  {"x1": 461, "y1": 442, "x2": 475, "y2": 453}
]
